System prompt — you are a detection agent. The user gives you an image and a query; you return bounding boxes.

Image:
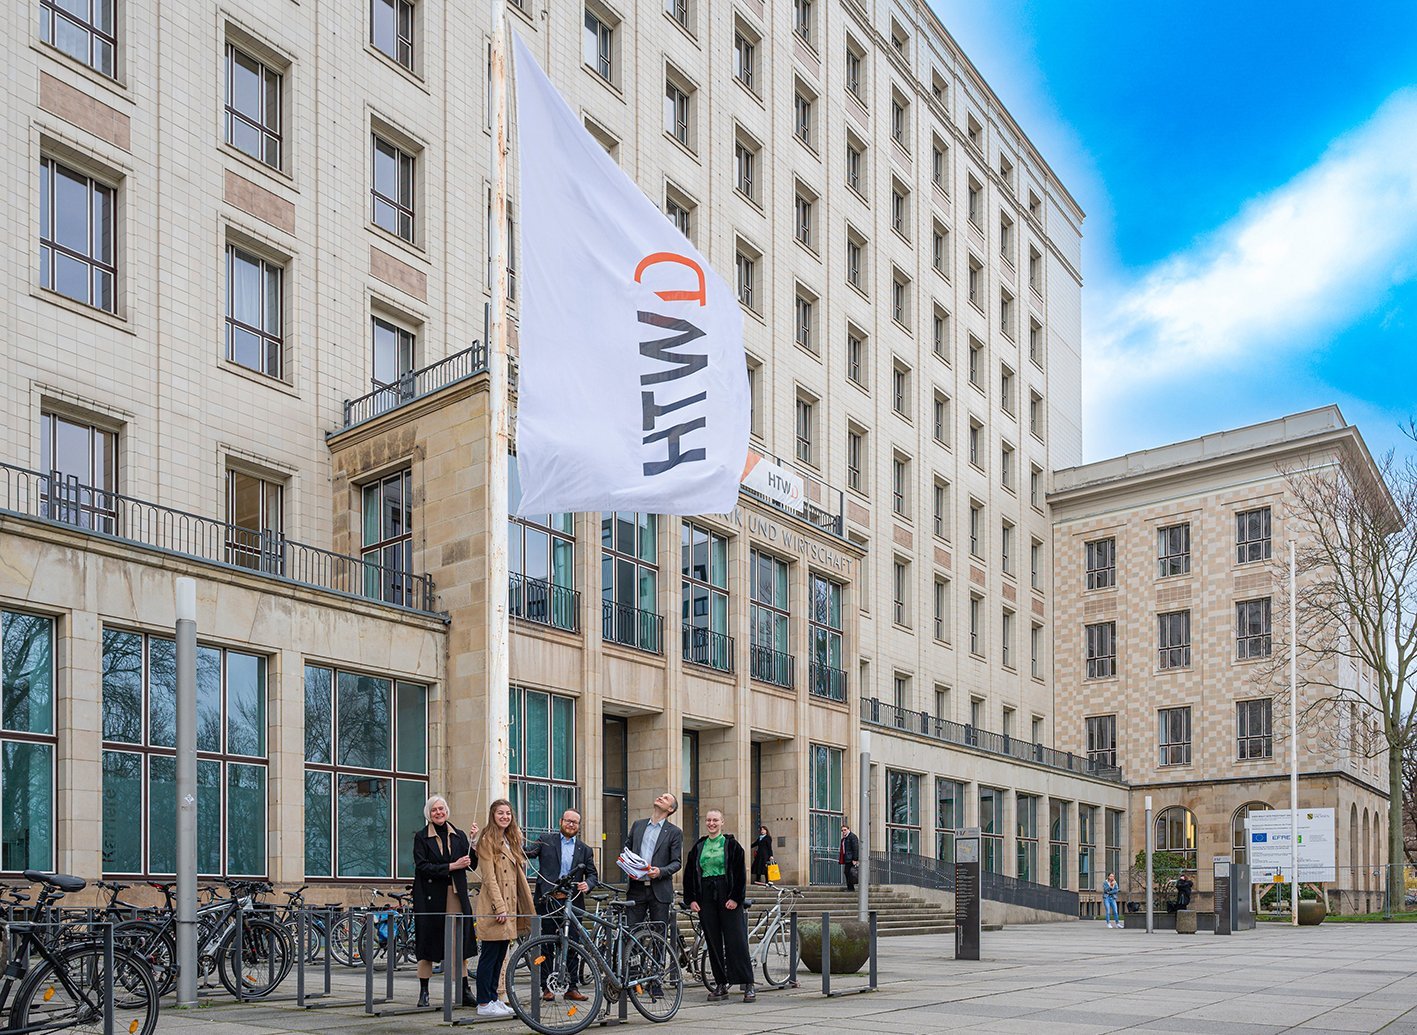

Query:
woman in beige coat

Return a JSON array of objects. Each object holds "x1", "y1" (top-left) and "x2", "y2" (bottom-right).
[{"x1": 472, "y1": 798, "x2": 534, "y2": 1018}]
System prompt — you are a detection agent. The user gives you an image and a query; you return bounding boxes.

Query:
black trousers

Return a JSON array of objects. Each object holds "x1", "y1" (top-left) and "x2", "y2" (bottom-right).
[
  {"x1": 625, "y1": 886, "x2": 672, "y2": 935},
  {"x1": 696, "y1": 876, "x2": 753, "y2": 988},
  {"x1": 844, "y1": 860, "x2": 858, "y2": 891}
]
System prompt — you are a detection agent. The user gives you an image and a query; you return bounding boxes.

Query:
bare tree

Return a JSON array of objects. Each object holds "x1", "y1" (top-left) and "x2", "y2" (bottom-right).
[
  {"x1": 1257, "y1": 422, "x2": 1417, "y2": 915},
  {"x1": 1404, "y1": 745, "x2": 1417, "y2": 866}
]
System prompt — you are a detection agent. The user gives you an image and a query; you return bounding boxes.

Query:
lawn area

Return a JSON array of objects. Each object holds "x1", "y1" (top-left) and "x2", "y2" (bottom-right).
[{"x1": 1257, "y1": 911, "x2": 1417, "y2": 923}]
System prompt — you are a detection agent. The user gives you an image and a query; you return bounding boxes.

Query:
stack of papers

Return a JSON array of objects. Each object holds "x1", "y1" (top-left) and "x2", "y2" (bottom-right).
[{"x1": 617, "y1": 848, "x2": 651, "y2": 880}]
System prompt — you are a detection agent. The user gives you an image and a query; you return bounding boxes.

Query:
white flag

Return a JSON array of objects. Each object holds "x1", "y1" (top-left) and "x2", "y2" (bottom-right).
[{"x1": 510, "y1": 33, "x2": 749, "y2": 516}]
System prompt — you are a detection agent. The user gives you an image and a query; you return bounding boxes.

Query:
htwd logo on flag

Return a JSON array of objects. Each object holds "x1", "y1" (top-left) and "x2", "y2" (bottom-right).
[{"x1": 510, "y1": 33, "x2": 749, "y2": 517}]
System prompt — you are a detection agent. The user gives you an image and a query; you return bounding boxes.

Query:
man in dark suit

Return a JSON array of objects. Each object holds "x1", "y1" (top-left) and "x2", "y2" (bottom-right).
[
  {"x1": 624, "y1": 791, "x2": 683, "y2": 934},
  {"x1": 839, "y1": 823, "x2": 861, "y2": 892},
  {"x1": 533, "y1": 809, "x2": 599, "y2": 1002}
]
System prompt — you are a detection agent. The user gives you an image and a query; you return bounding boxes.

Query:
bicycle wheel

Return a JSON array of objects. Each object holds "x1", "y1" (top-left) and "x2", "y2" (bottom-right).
[
  {"x1": 760, "y1": 920, "x2": 794, "y2": 988},
  {"x1": 216, "y1": 916, "x2": 292, "y2": 999},
  {"x1": 505, "y1": 936, "x2": 604, "y2": 1035},
  {"x1": 691, "y1": 938, "x2": 712, "y2": 991},
  {"x1": 625, "y1": 929, "x2": 682, "y2": 1023},
  {"x1": 11, "y1": 944, "x2": 159, "y2": 1035},
  {"x1": 327, "y1": 911, "x2": 363, "y2": 966},
  {"x1": 113, "y1": 920, "x2": 177, "y2": 997}
]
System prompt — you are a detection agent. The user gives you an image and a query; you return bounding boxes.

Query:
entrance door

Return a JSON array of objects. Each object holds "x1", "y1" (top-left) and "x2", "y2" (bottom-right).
[{"x1": 602, "y1": 717, "x2": 628, "y2": 883}]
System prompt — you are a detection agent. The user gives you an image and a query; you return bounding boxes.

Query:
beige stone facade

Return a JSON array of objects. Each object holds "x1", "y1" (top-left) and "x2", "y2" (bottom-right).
[
  {"x1": 1051, "y1": 408, "x2": 1390, "y2": 905},
  {"x1": 2, "y1": 0, "x2": 1131, "y2": 901}
]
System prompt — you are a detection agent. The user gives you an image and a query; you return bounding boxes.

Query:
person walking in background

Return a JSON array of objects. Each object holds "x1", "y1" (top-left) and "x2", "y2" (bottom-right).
[
  {"x1": 684, "y1": 809, "x2": 755, "y2": 1003},
  {"x1": 624, "y1": 791, "x2": 683, "y2": 935},
  {"x1": 1102, "y1": 872, "x2": 1121, "y2": 928},
  {"x1": 839, "y1": 823, "x2": 860, "y2": 892},
  {"x1": 411, "y1": 796, "x2": 478, "y2": 1008},
  {"x1": 750, "y1": 825, "x2": 774, "y2": 884},
  {"x1": 533, "y1": 809, "x2": 597, "y2": 1003},
  {"x1": 473, "y1": 799, "x2": 534, "y2": 1019}
]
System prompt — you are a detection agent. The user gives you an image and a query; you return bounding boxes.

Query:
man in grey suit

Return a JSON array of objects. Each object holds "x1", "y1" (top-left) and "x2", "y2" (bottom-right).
[{"x1": 624, "y1": 791, "x2": 683, "y2": 934}]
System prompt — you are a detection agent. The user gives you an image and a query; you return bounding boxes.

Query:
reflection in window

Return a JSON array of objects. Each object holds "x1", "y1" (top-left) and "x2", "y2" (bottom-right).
[
  {"x1": 681, "y1": 522, "x2": 730, "y2": 671},
  {"x1": 1, "y1": 611, "x2": 56, "y2": 871},
  {"x1": 509, "y1": 685, "x2": 576, "y2": 842}
]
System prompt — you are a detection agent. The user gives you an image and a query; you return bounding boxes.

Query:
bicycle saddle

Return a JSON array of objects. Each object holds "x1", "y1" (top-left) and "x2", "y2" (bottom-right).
[{"x1": 23, "y1": 870, "x2": 85, "y2": 893}]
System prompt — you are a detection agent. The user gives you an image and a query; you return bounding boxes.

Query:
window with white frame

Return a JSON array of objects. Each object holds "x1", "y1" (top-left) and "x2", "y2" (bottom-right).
[
  {"x1": 892, "y1": 559, "x2": 909, "y2": 626},
  {"x1": 933, "y1": 577, "x2": 950, "y2": 641},
  {"x1": 845, "y1": 228, "x2": 865, "y2": 290},
  {"x1": 664, "y1": 73, "x2": 692, "y2": 147},
  {"x1": 932, "y1": 479, "x2": 950, "y2": 539},
  {"x1": 932, "y1": 307, "x2": 949, "y2": 358},
  {"x1": 794, "y1": 85, "x2": 816, "y2": 148},
  {"x1": 794, "y1": 186, "x2": 815, "y2": 248},
  {"x1": 1001, "y1": 609, "x2": 1014, "y2": 668},
  {"x1": 891, "y1": 453, "x2": 909, "y2": 516},
  {"x1": 792, "y1": 0, "x2": 813, "y2": 46},
  {"x1": 968, "y1": 500, "x2": 983, "y2": 557},
  {"x1": 794, "y1": 288, "x2": 815, "y2": 352},
  {"x1": 733, "y1": 23, "x2": 757, "y2": 93},
  {"x1": 846, "y1": 424, "x2": 865, "y2": 492},
  {"x1": 891, "y1": 269, "x2": 911, "y2": 327},
  {"x1": 734, "y1": 131, "x2": 758, "y2": 202},
  {"x1": 892, "y1": 361, "x2": 910, "y2": 417},
  {"x1": 1000, "y1": 521, "x2": 1013, "y2": 574},
  {"x1": 795, "y1": 392, "x2": 816, "y2": 466},
  {"x1": 1030, "y1": 622, "x2": 1042, "y2": 678},
  {"x1": 968, "y1": 595, "x2": 982, "y2": 655},
  {"x1": 845, "y1": 132, "x2": 866, "y2": 194}
]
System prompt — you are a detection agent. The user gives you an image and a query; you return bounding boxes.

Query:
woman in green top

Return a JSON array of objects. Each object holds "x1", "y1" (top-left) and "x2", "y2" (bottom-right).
[{"x1": 684, "y1": 809, "x2": 755, "y2": 1002}]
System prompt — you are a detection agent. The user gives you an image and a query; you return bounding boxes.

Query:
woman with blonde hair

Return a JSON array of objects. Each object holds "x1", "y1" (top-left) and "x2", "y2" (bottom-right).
[
  {"x1": 472, "y1": 798, "x2": 534, "y2": 1018},
  {"x1": 411, "y1": 795, "x2": 478, "y2": 1007}
]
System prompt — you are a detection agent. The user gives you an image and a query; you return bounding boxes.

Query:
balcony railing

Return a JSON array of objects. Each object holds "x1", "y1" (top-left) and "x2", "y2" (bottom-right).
[
  {"x1": 860, "y1": 697, "x2": 1125, "y2": 784},
  {"x1": 602, "y1": 600, "x2": 663, "y2": 654},
  {"x1": 340, "y1": 343, "x2": 488, "y2": 430},
  {"x1": 738, "y1": 448, "x2": 847, "y2": 540},
  {"x1": 808, "y1": 662, "x2": 847, "y2": 702},
  {"x1": 682, "y1": 624, "x2": 734, "y2": 673},
  {"x1": 509, "y1": 572, "x2": 580, "y2": 632},
  {"x1": 749, "y1": 644, "x2": 795, "y2": 689},
  {"x1": 0, "y1": 461, "x2": 438, "y2": 614}
]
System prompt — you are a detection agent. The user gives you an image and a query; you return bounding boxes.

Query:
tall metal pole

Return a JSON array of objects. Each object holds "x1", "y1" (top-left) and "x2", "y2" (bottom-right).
[
  {"x1": 1289, "y1": 540, "x2": 1299, "y2": 926},
  {"x1": 175, "y1": 577, "x2": 198, "y2": 1006},
  {"x1": 1144, "y1": 795, "x2": 1153, "y2": 934},
  {"x1": 486, "y1": 0, "x2": 511, "y2": 804},
  {"x1": 858, "y1": 731, "x2": 871, "y2": 922}
]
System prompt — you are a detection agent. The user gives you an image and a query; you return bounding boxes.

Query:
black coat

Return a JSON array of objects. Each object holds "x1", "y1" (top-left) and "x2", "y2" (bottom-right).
[
  {"x1": 625, "y1": 818, "x2": 683, "y2": 904},
  {"x1": 412, "y1": 823, "x2": 478, "y2": 962},
  {"x1": 684, "y1": 834, "x2": 747, "y2": 908},
  {"x1": 532, "y1": 832, "x2": 599, "y2": 909},
  {"x1": 751, "y1": 834, "x2": 773, "y2": 874},
  {"x1": 840, "y1": 831, "x2": 860, "y2": 865}
]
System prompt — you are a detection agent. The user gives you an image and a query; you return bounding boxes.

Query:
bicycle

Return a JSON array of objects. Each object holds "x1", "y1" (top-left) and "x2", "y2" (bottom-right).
[
  {"x1": 505, "y1": 870, "x2": 683, "y2": 1035},
  {"x1": 328, "y1": 888, "x2": 415, "y2": 967},
  {"x1": 743, "y1": 883, "x2": 802, "y2": 988},
  {"x1": 633, "y1": 899, "x2": 709, "y2": 993},
  {"x1": 0, "y1": 870, "x2": 159, "y2": 1035}
]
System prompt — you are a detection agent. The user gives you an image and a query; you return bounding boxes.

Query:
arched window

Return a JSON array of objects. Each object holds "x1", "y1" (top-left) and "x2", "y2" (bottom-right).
[
  {"x1": 1230, "y1": 801, "x2": 1272, "y2": 866},
  {"x1": 1361, "y1": 810, "x2": 1370, "y2": 890},
  {"x1": 1155, "y1": 805, "x2": 1197, "y2": 871}
]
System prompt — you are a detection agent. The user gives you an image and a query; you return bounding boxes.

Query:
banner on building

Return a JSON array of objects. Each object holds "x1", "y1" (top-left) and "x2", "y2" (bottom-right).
[
  {"x1": 510, "y1": 34, "x2": 750, "y2": 516},
  {"x1": 741, "y1": 452, "x2": 804, "y2": 512}
]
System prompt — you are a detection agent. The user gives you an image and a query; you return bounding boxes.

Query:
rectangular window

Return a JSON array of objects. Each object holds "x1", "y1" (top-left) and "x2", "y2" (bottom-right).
[
  {"x1": 745, "y1": 357, "x2": 762, "y2": 437},
  {"x1": 750, "y1": 550, "x2": 793, "y2": 687},
  {"x1": 682, "y1": 522, "x2": 731, "y2": 672},
  {"x1": 793, "y1": 0, "x2": 813, "y2": 45},
  {"x1": 372, "y1": 135, "x2": 416, "y2": 242},
  {"x1": 967, "y1": 179, "x2": 982, "y2": 227},
  {"x1": 602, "y1": 513, "x2": 661, "y2": 653},
  {"x1": 0, "y1": 610, "x2": 56, "y2": 871},
  {"x1": 41, "y1": 0, "x2": 116, "y2": 76},
  {"x1": 373, "y1": 0, "x2": 415, "y2": 71},
  {"x1": 968, "y1": 502, "x2": 982, "y2": 557},
  {"x1": 891, "y1": 183, "x2": 908, "y2": 236},
  {"x1": 1001, "y1": 609, "x2": 1014, "y2": 668},
  {"x1": 1157, "y1": 523, "x2": 1191, "y2": 577},
  {"x1": 225, "y1": 245, "x2": 283, "y2": 378},
  {"x1": 1001, "y1": 444, "x2": 1015, "y2": 490},
  {"x1": 1049, "y1": 801, "x2": 1069, "y2": 889},
  {"x1": 795, "y1": 190, "x2": 814, "y2": 247},
  {"x1": 794, "y1": 292, "x2": 814, "y2": 351},
  {"x1": 105, "y1": 629, "x2": 270, "y2": 876},
  {"x1": 846, "y1": 426, "x2": 864, "y2": 492},
  {"x1": 1157, "y1": 610, "x2": 1191, "y2": 670},
  {"x1": 933, "y1": 577, "x2": 949, "y2": 641},
  {"x1": 891, "y1": 454, "x2": 909, "y2": 516},
  {"x1": 1085, "y1": 621, "x2": 1116, "y2": 679},
  {"x1": 932, "y1": 480, "x2": 949, "y2": 539},
  {"x1": 1030, "y1": 622, "x2": 1042, "y2": 678},
  {"x1": 1030, "y1": 539, "x2": 1042, "y2": 590},
  {"x1": 936, "y1": 778, "x2": 963, "y2": 864},
  {"x1": 933, "y1": 394, "x2": 949, "y2": 444},
  {"x1": 1030, "y1": 465, "x2": 1042, "y2": 509},
  {"x1": 39, "y1": 411, "x2": 118, "y2": 533},
  {"x1": 1000, "y1": 522, "x2": 1014, "y2": 574},
  {"x1": 1079, "y1": 806, "x2": 1097, "y2": 892},
  {"x1": 225, "y1": 44, "x2": 282, "y2": 168},
  {"x1": 969, "y1": 596, "x2": 982, "y2": 655},
  {"x1": 794, "y1": 89, "x2": 814, "y2": 147},
  {"x1": 845, "y1": 232, "x2": 864, "y2": 289},
  {"x1": 733, "y1": 28, "x2": 756, "y2": 92},
  {"x1": 371, "y1": 315, "x2": 415, "y2": 402},
  {"x1": 508, "y1": 686, "x2": 577, "y2": 841},
  {"x1": 809, "y1": 575, "x2": 845, "y2": 701},
  {"x1": 1105, "y1": 808, "x2": 1123, "y2": 881},
  {"x1": 1158, "y1": 706, "x2": 1192, "y2": 766},
  {"x1": 1236, "y1": 597, "x2": 1272, "y2": 659},
  {"x1": 795, "y1": 395, "x2": 815, "y2": 465},
  {"x1": 932, "y1": 308, "x2": 948, "y2": 357},
  {"x1": 1085, "y1": 538, "x2": 1115, "y2": 589},
  {"x1": 734, "y1": 137, "x2": 757, "y2": 201},
  {"x1": 809, "y1": 744, "x2": 844, "y2": 881},
  {"x1": 226, "y1": 468, "x2": 284, "y2": 572},
  {"x1": 1236, "y1": 506, "x2": 1272, "y2": 563},
  {"x1": 968, "y1": 335, "x2": 982, "y2": 384},
  {"x1": 1015, "y1": 793, "x2": 1038, "y2": 881},
  {"x1": 584, "y1": 9, "x2": 614, "y2": 81},
  {"x1": 890, "y1": 95, "x2": 907, "y2": 146},
  {"x1": 666, "y1": 194, "x2": 692, "y2": 238},
  {"x1": 665, "y1": 0, "x2": 688, "y2": 29},
  {"x1": 1086, "y1": 714, "x2": 1116, "y2": 769},
  {"x1": 847, "y1": 330, "x2": 864, "y2": 386},
  {"x1": 932, "y1": 140, "x2": 947, "y2": 191},
  {"x1": 892, "y1": 363, "x2": 909, "y2": 416},
  {"x1": 846, "y1": 135, "x2": 865, "y2": 194},
  {"x1": 664, "y1": 78, "x2": 690, "y2": 146},
  {"x1": 845, "y1": 41, "x2": 863, "y2": 99},
  {"x1": 508, "y1": 460, "x2": 577, "y2": 631},
  {"x1": 968, "y1": 421, "x2": 982, "y2": 468},
  {"x1": 892, "y1": 272, "x2": 910, "y2": 327},
  {"x1": 978, "y1": 786, "x2": 1001, "y2": 872},
  {"x1": 1237, "y1": 698, "x2": 1273, "y2": 759},
  {"x1": 736, "y1": 242, "x2": 758, "y2": 310},
  {"x1": 886, "y1": 770, "x2": 921, "y2": 855},
  {"x1": 361, "y1": 469, "x2": 414, "y2": 606},
  {"x1": 39, "y1": 157, "x2": 116, "y2": 312},
  {"x1": 892, "y1": 559, "x2": 908, "y2": 626},
  {"x1": 1029, "y1": 319, "x2": 1043, "y2": 365}
]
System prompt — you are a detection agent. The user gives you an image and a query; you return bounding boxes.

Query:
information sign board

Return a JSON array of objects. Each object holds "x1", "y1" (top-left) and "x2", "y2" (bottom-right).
[{"x1": 1247, "y1": 808, "x2": 1336, "y2": 882}]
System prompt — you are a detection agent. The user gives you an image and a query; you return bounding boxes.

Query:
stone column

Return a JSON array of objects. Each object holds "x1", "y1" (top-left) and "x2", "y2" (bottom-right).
[
  {"x1": 269, "y1": 648, "x2": 307, "y2": 883},
  {"x1": 1067, "y1": 799, "x2": 1081, "y2": 893},
  {"x1": 59, "y1": 608, "x2": 104, "y2": 879},
  {"x1": 1002, "y1": 788, "x2": 1018, "y2": 879}
]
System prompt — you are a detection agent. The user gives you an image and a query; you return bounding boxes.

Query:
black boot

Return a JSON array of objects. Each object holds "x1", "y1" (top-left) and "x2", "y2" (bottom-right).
[
  {"x1": 461, "y1": 977, "x2": 476, "y2": 1008},
  {"x1": 417, "y1": 979, "x2": 430, "y2": 1008}
]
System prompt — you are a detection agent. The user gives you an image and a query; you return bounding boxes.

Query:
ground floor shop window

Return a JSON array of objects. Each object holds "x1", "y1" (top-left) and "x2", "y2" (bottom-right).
[
  {"x1": 1079, "y1": 805, "x2": 1097, "y2": 891},
  {"x1": 936, "y1": 778, "x2": 963, "y2": 865},
  {"x1": 886, "y1": 769, "x2": 920, "y2": 855},
  {"x1": 509, "y1": 686, "x2": 576, "y2": 842},
  {"x1": 979, "y1": 787, "x2": 1003, "y2": 873},
  {"x1": 103, "y1": 629, "x2": 268, "y2": 876},
  {"x1": 304, "y1": 665, "x2": 427, "y2": 879},
  {"x1": 1015, "y1": 794, "x2": 1038, "y2": 883},
  {"x1": 1, "y1": 610, "x2": 55, "y2": 872},
  {"x1": 1049, "y1": 800, "x2": 1070, "y2": 888},
  {"x1": 1105, "y1": 808, "x2": 1123, "y2": 881}
]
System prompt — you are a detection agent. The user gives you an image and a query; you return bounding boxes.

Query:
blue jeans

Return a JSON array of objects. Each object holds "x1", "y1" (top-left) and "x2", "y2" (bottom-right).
[{"x1": 1104, "y1": 898, "x2": 1119, "y2": 923}]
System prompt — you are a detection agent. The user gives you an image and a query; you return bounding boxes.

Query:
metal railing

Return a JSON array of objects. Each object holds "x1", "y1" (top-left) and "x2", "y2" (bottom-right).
[
  {"x1": 509, "y1": 572, "x2": 580, "y2": 632},
  {"x1": 809, "y1": 662, "x2": 847, "y2": 702},
  {"x1": 340, "y1": 343, "x2": 488, "y2": 429},
  {"x1": 601, "y1": 600, "x2": 663, "y2": 654},
  {"x1": 739, "y1": 447, "x2": 847, "y2": 540},
  {"x1": 750, "y1": 644, "x2": 795, "y2": 689},
  {"x1": 870, "y1": 849, "x2": 1079, "y2": 915},
  {"x1": 860, "y1": 697, "x2": 1125, "y2": 783},
  {"x1": 0, "y1": 461, "x2": 438, "y2": 614},
  {"x1": 682, "y1": 624, "x2": 734, "y2": 673}
]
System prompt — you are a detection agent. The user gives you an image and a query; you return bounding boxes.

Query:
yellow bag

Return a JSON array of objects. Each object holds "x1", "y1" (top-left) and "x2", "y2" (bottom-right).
[{"x1": 766, "y1": 863, "x2": 782, "y2": 883}]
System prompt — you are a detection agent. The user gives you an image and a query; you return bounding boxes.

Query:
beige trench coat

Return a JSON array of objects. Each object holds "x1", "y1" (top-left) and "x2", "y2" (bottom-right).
[{"x1": 474, "y1": 837, "x2": 534, "y2": 941}]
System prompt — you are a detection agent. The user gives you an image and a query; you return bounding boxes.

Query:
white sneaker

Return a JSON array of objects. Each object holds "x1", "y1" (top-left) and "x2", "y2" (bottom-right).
[
  {"x1": 494, "y1": 1002, "x2": 516, "y2": 1017},
  {"x1": 477, "y1": 1002, "x2": 512, "y2": 1018}
]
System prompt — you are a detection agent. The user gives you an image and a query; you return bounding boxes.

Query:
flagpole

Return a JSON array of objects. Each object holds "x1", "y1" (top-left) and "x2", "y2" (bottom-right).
[
  {"x1": 1289, "y1": 539, "x2": 1298, "y2": 926},
  {"x1": 486, "y1": 0, "x2": 511, "y2": 805}
]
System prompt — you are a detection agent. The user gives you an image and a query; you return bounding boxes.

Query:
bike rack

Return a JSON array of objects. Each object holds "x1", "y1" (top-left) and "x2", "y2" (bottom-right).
[{"x1": 818, "y1": 910, "x2": 878, "y2": 998}]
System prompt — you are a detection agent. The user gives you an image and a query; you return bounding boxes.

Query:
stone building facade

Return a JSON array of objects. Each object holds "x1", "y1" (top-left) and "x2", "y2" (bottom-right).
[{"x1": 1051, "y1": 408, "x2": 1391, "y2": 908}]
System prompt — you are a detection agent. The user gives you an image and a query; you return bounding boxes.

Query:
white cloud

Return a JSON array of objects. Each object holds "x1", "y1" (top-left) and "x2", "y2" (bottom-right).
[{"x1": 1087, "y1": 89, "x2": 1417, "y2": 413}]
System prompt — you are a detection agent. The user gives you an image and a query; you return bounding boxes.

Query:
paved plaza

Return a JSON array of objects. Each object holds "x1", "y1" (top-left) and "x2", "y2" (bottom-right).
[{"x1": 163, "y1": 921, "x2": 1417, "y2": 1034}]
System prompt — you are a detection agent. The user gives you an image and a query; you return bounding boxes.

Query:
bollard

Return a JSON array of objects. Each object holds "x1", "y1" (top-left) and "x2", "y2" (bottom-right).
[
  {"x1": 442, "y1": 914, "x2": 456, "y2": 1022},
  {"x1": 296, "y1": 910, "x2": 306, "y2": 1006},
  {"x1": 234, "y1": 905, "x2": 246, "y2": 1003},
  {"x1": 820, "y1": 911, "x2": 831, "y2": 997},
  {"x1": 102, "y1": 923, "x2": 115, "y2": 1035},
  {"x1": 788, "y1": 910, "x2": 800, "y2": 988},
  {"x1": 385, "y1": 913, "x2": 396, "y2": 1002},
  {"x1": 868, "y1": 910, "x2": 878, "y2": 990},
  {"x1": 323, "y1": 906, "x2": 334, "y2": 997},
  {"x1": 363, "y1": 912, "x2": 376, "y2": 1014}
]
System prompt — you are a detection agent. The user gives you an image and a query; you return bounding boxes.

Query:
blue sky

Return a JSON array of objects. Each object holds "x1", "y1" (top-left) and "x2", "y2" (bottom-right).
[{"x1": 928, "y1": 1, "x2": 1417, "y2": 462}]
